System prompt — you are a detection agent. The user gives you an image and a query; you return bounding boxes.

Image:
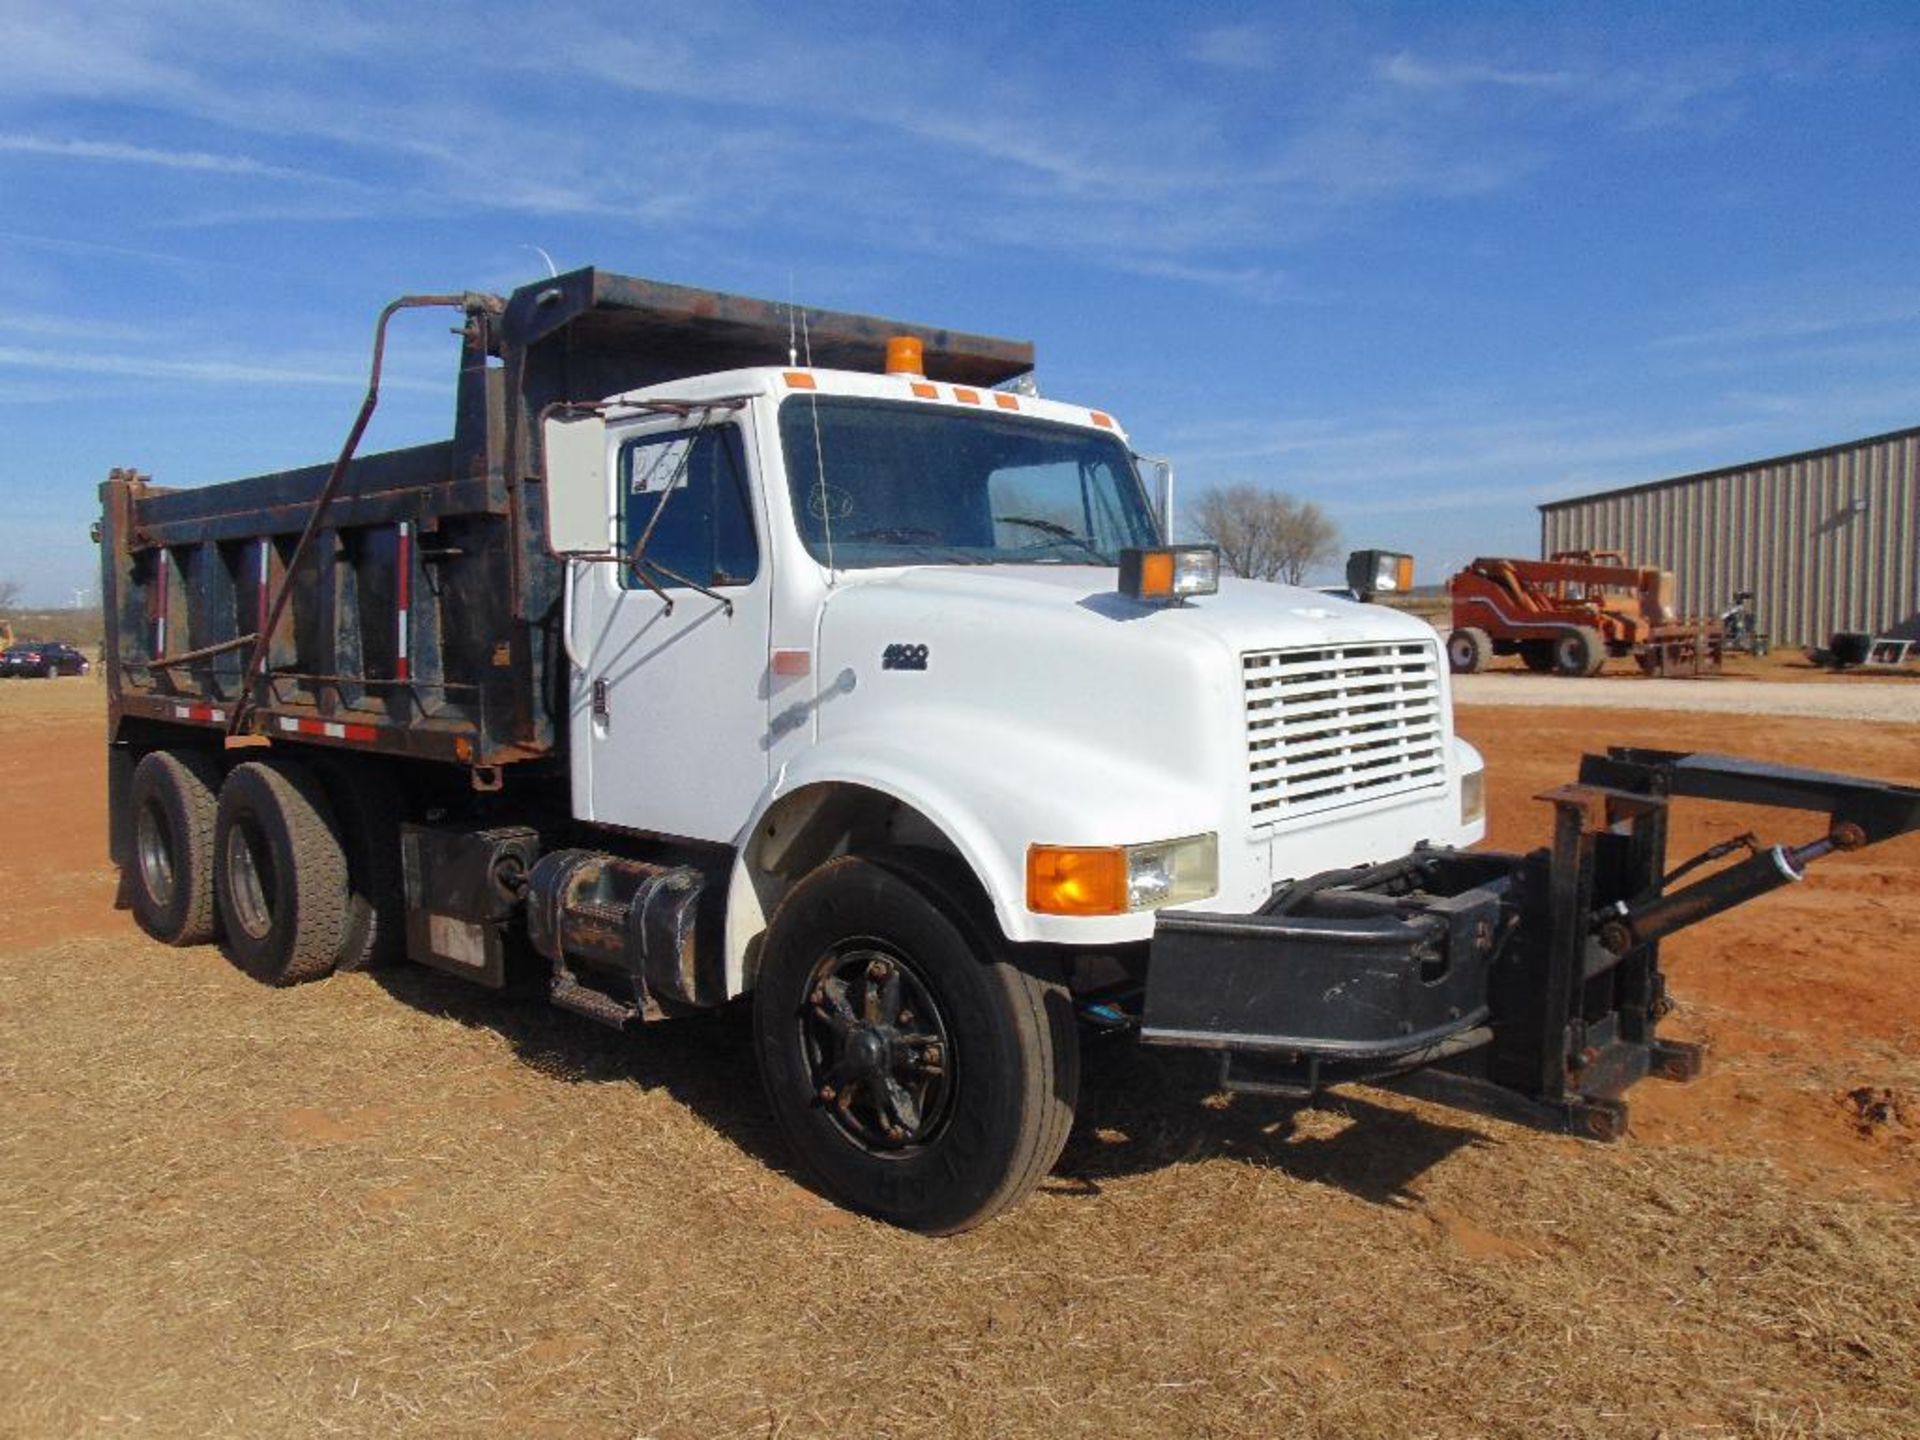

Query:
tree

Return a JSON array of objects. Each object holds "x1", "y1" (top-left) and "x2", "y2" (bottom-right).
[
  {"x1": 0, "y1": 577, "x2": 19, "y2": 613},
  {"x1": 1188, "y1": 484, "x2": 1339, "y2": 584}
]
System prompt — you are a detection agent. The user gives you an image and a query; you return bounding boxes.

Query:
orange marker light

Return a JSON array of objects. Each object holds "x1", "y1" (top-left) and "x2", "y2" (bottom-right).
[
  {"x1": 885, "y1": 335, "x2": 925, "y2": 377},
  {"x1": 784, "y1": 371, "x2": 817, "y2": 390},
  {"x1": 910, "y1": 382, "x2": 939, "y2": 399},
  {"x1": 954, "y1": 387, "x2": 981, "y2": 405},
  {"x1": 771, "y1": 649, "x2": 811, "y2": 677},
  {"x1": 994, "y1": 393, "x2": 1020, "y2": 411},
  {"x1": 1090, "y1": 411, "x2": 1115, "y2": 429},
  {"x1": 1138, "y1": 550, "x2": 1175, "y2": 598},
  {"x1": 1027, "y1": 845, "x2": 1128, "y2": 916},
  {"x1": 1396, "y1": 555, "x2": 1415, "y2": 592}
]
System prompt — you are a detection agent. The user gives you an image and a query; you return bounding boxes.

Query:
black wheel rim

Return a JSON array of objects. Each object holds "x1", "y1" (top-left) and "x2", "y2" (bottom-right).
[
  {"x1": 136, "y1": 800, "x2": 176, "y2": 908},
  {"x1": 798, "y1": 943, "x2": 955, "y2": 1155},
  {"x1": 225, "y1": 818, "x2": 276, "y2": 942}
]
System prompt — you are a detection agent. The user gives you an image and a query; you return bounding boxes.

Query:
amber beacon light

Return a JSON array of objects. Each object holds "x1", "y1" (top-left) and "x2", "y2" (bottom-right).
[{"x1": 885, "y1": 335, "x2": 926, "y2": 377}]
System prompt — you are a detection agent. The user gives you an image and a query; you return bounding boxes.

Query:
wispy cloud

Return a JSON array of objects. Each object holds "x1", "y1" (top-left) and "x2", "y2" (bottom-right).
[
  {"x1": 1187, "y1": 23, "x2": 1283, "y2": 74},
  {"x1": 0, "y1": 133, "x2": 316, "y2": 179},
  {"x1": 1651, "y1": 294, "x2": 1920, "y2": 350},
  {"x1": 1379, "y1": 52, "x2": 1576, "y2": 93},
  {"x1": 0, "y1": 345, "x2": 439, "y2": 392},
  {"x1": 0, "y1": 227, "x2": 196, "y2": 267}
]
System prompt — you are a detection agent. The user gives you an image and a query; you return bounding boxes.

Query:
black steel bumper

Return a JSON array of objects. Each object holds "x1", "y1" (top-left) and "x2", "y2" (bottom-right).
[{"x1": 1137, "y1": 749, "x2": 1920, "y2": 1139}]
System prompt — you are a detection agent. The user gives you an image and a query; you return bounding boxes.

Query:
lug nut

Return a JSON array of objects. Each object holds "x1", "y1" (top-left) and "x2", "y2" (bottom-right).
[
  {"x1": 898, "y1": 1009, "x2": 914, "y2": 1024},
  {"x1": 817, "y1": 1084, "x2": 836, "y2": 1102},
  {"x1": 866, "y1": 959, "x2": 891, "y2": 981}
]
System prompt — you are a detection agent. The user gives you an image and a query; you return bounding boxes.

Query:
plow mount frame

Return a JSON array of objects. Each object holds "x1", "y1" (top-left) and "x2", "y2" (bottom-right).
[{"x1": 1142, "y1": 748, "x2": 1920, "y2": 1140}]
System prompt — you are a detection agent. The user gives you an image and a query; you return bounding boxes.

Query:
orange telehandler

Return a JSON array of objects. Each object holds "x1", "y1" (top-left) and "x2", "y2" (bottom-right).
[{"x1": 1446, "y1": 550, "x2": 1725, "y2": 677}]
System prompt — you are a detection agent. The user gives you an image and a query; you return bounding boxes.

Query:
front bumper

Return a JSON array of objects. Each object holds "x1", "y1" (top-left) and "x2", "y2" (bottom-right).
[
  {"x1": 1141, "y1": 849, "x2": 1512, "y2": 1087},
  {"x1": 1135, "y1": 748, "x2": 1920, "y2": 1139}
]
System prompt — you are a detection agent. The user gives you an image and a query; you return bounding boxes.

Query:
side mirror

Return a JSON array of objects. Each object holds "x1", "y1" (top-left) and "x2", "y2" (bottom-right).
[
  {"x1": 1134, "y1": 454, "x2": 1174, "y2": 542},
  {"x1": 542, "y1": 412, "x2": 615, "y2": 557}
]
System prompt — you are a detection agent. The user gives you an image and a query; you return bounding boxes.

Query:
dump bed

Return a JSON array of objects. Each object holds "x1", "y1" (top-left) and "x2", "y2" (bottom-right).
[{"x1": 99, "y1": 269, "x2": 1032, "y2": 772}]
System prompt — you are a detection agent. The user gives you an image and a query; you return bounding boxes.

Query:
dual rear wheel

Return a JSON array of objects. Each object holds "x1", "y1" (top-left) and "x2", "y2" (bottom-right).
[{"x1": 125, "y1": 749, "x2": 403, "y2": 984}]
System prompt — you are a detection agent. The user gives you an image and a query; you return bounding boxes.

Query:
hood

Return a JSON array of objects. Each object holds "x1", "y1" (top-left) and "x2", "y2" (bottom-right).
[
  {"x1": 807, "y1": 562, "x2": 1442, "y2": 838},
  {"x1": 822, "y1": 564, "x2": 1435, "y2": 655}
]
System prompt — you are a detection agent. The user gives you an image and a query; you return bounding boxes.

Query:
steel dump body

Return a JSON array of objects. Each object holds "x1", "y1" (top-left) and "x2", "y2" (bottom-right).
[{"x1": 98, "y1": 269, "x2": 1033, "y2": 769}]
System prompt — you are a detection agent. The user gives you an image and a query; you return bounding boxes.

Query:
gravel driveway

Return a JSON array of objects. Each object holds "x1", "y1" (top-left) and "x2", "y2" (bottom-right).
[{"x1": 1453, "y1": 673, "x2": 1919, "y2": 723}]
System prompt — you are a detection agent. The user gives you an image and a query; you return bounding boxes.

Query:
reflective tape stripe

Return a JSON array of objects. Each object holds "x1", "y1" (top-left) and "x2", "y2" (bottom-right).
[
  {"x1": 171, "y1": 703, "x2": 227, "y2": 724},
  {"x1": 395, "y1": 521, "x2": 412, "y2": 681},
  {"x1": 274, "y1": 716, "x2": 378, "y2": 743}
]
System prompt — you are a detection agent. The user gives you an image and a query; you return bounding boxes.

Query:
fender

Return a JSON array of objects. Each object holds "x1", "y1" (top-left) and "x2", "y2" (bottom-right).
[{"x1": 722, "y1": 710, "x2": 1221, "y2": 995}]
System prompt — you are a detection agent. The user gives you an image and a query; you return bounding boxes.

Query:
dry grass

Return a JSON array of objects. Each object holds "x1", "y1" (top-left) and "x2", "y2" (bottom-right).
[
  {"x1": 4, "y1": 693, "x2": 1918, "y2": 1438},
  {"x1": 3, "y1": 928, "x2": 1916, "y2": 1440}
]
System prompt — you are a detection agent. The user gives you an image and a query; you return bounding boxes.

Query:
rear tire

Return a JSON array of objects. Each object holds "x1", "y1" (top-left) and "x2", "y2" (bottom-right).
[
  {"x1": 753, "y1": 853, "x2": 1078, "y2": 1234},
  {"x1": 1446, "y1": 627, "x2": 1491, "y2": 674},
  {"x1": 1553, "y1": 627, "x2": 1605, "y2": 677},
  {"x1": 127, "y1": 749, "x2": 223, "y2": 946},
  {"x1": 214, "y1": 760, "x2": 348, "y2": 986},
  {"x1": 312, "y1": 757, "x2": 406, "y2": 971}
]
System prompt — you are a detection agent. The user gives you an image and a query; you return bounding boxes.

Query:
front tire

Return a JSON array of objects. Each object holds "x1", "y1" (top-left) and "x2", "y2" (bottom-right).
[
  {"x1": 1446, "y1": 627, "x2": 1491, "y2": 674},
  {"x1": 1553, "y1": 626, "x2": 1606, "y2": 677},
  {"x1": 753, "y1": 854, "x2": 1078, "y2": 1234},
  {"x1": 127, "y1": 749, "x2": 223, "y2": 945},
  {"x1": 213, "y1": 760, "x2": 348, "y2": 986}
]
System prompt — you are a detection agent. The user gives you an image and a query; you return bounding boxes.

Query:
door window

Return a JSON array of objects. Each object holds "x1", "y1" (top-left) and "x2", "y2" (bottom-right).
[{"x1": 620, "y1": 425, "x2": 758, "y2": 590}]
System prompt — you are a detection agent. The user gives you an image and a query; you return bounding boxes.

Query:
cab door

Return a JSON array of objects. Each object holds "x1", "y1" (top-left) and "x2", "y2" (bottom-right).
[{"x1": 573, "y1": 412, "x2": 771, "y2": 841}]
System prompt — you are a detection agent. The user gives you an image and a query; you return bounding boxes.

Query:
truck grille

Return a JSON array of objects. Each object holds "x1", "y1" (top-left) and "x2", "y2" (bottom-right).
[{"x1": 1243, "y1": 641, "x2": 1447, "y2": 824}]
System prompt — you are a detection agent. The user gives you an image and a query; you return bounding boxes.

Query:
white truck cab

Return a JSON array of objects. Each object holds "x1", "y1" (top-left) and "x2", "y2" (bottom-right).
[{"x1": 547, "y1": 361, "x2": 1485, "y2": 987}]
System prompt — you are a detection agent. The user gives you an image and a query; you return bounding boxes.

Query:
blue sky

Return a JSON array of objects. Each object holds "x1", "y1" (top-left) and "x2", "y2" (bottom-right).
[{"x1": 1, "y1": 0, "x2": 1916, "y2": 604}]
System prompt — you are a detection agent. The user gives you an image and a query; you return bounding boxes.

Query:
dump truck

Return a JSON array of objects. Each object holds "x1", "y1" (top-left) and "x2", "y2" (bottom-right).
[
  {"x1": 1446, "y1": 550, "x2": 1726, "y2": 677},
  {"x1": 98, "y1": 270, "x2": 1920, "y2": 1232}
]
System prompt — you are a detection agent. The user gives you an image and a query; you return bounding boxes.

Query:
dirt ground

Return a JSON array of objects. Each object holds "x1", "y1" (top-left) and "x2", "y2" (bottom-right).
[{"x1": 3, "y1": 674, "x2": 1917, "y2": 1439}]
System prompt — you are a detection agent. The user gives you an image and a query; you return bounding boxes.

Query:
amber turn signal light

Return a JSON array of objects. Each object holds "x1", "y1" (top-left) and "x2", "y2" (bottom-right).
[{"x1": 1027, "y1": 845, "x2": 1129, "y2": 916}]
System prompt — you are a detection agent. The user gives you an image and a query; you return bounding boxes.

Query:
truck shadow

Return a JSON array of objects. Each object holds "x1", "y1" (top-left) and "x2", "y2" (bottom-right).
[
  {"x1": 371, "y1": 966, "x2": 1489, "y2": 1213},
  {"x1": 370, "y1": 964, "x2": 803, "y2": 1182},
  {"x1": 1046, "y1": 1036, "x2": 1492, "y2": 1209}
]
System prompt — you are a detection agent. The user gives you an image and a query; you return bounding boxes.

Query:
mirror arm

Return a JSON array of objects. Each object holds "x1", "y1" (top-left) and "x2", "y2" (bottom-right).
[{"x1": 639, "y1": 559, "x2": 734, "y2": 617}]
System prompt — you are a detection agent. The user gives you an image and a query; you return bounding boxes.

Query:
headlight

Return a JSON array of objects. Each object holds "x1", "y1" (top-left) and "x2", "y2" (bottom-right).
[
  {"x1": 1460, "y1": 768, "x2": 1485, "y2": 827},
  {"x1": 1118, "y1": 546, "x2": 1220, "y2": 602},
  {"x1": 1027, "y1": 833, "x2": 1219, "y2": 916}
]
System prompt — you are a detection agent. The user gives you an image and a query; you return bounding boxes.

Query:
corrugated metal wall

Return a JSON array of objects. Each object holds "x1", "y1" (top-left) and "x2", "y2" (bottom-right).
[{"x1": 1538, "y1": 427, "x2": 1920, "y2": 647}]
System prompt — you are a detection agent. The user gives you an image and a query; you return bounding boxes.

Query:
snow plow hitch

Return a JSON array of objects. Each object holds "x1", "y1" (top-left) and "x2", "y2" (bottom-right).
[{"x1": 1141, "y1": 748, "x2": 1920, "y2": 1140}]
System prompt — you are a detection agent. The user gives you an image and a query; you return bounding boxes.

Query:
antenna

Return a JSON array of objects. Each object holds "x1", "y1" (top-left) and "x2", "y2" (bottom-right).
[
  {"x1": 787, "y1": 268, "x2": 799, "y2": 367},
  {"x1": 526, "y1": 245, "x2": 559, "y2": 279},
  {"x1": 800, "y1": 307, "x2": 834, "y2": 577}
]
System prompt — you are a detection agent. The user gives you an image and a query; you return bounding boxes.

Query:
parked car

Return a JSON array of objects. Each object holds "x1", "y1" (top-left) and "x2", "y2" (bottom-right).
[{"x1": 1, "y1": 642, "x2": 90, "y2": 678}]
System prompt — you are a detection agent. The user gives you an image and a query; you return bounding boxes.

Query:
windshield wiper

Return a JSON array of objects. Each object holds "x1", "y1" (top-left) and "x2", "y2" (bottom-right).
[{"x1": 993, "y1": 515, "x2": 1109, "y2": 563}]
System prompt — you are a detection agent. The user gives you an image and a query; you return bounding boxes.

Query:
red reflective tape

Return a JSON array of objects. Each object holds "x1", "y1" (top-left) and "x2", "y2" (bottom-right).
[
  {"x1": 274, "y1": 716, "x2": 379, "y2": 743},
  {"x1": 153, "y1": 551, "x2": 168, "y2": 658},
  {"x1": 257, "y1": 539, "x2": 271, "y2": 639},
  {"x1": 171, "y1": 703, "x2": 227, "y2": 725},
  {"x1": 395, "y1": 521, "x2": 412, "y2": 682}
]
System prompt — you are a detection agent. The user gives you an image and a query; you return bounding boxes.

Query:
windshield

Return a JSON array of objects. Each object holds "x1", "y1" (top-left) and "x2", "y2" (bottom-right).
[{"x1": 780, "y1": 395, "x2": 1160, "y2": 568}]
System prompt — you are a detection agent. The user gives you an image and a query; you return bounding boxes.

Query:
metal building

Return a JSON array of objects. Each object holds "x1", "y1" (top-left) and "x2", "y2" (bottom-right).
[{"x1": 1538, "y1": 425, "x2": 1920, "y2": 648}]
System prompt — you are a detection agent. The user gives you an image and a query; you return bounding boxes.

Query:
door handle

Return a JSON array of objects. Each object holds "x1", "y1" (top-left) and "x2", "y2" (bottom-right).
[{"x1": 591, "y1": 677, "x2": 610, "y2": 723}]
